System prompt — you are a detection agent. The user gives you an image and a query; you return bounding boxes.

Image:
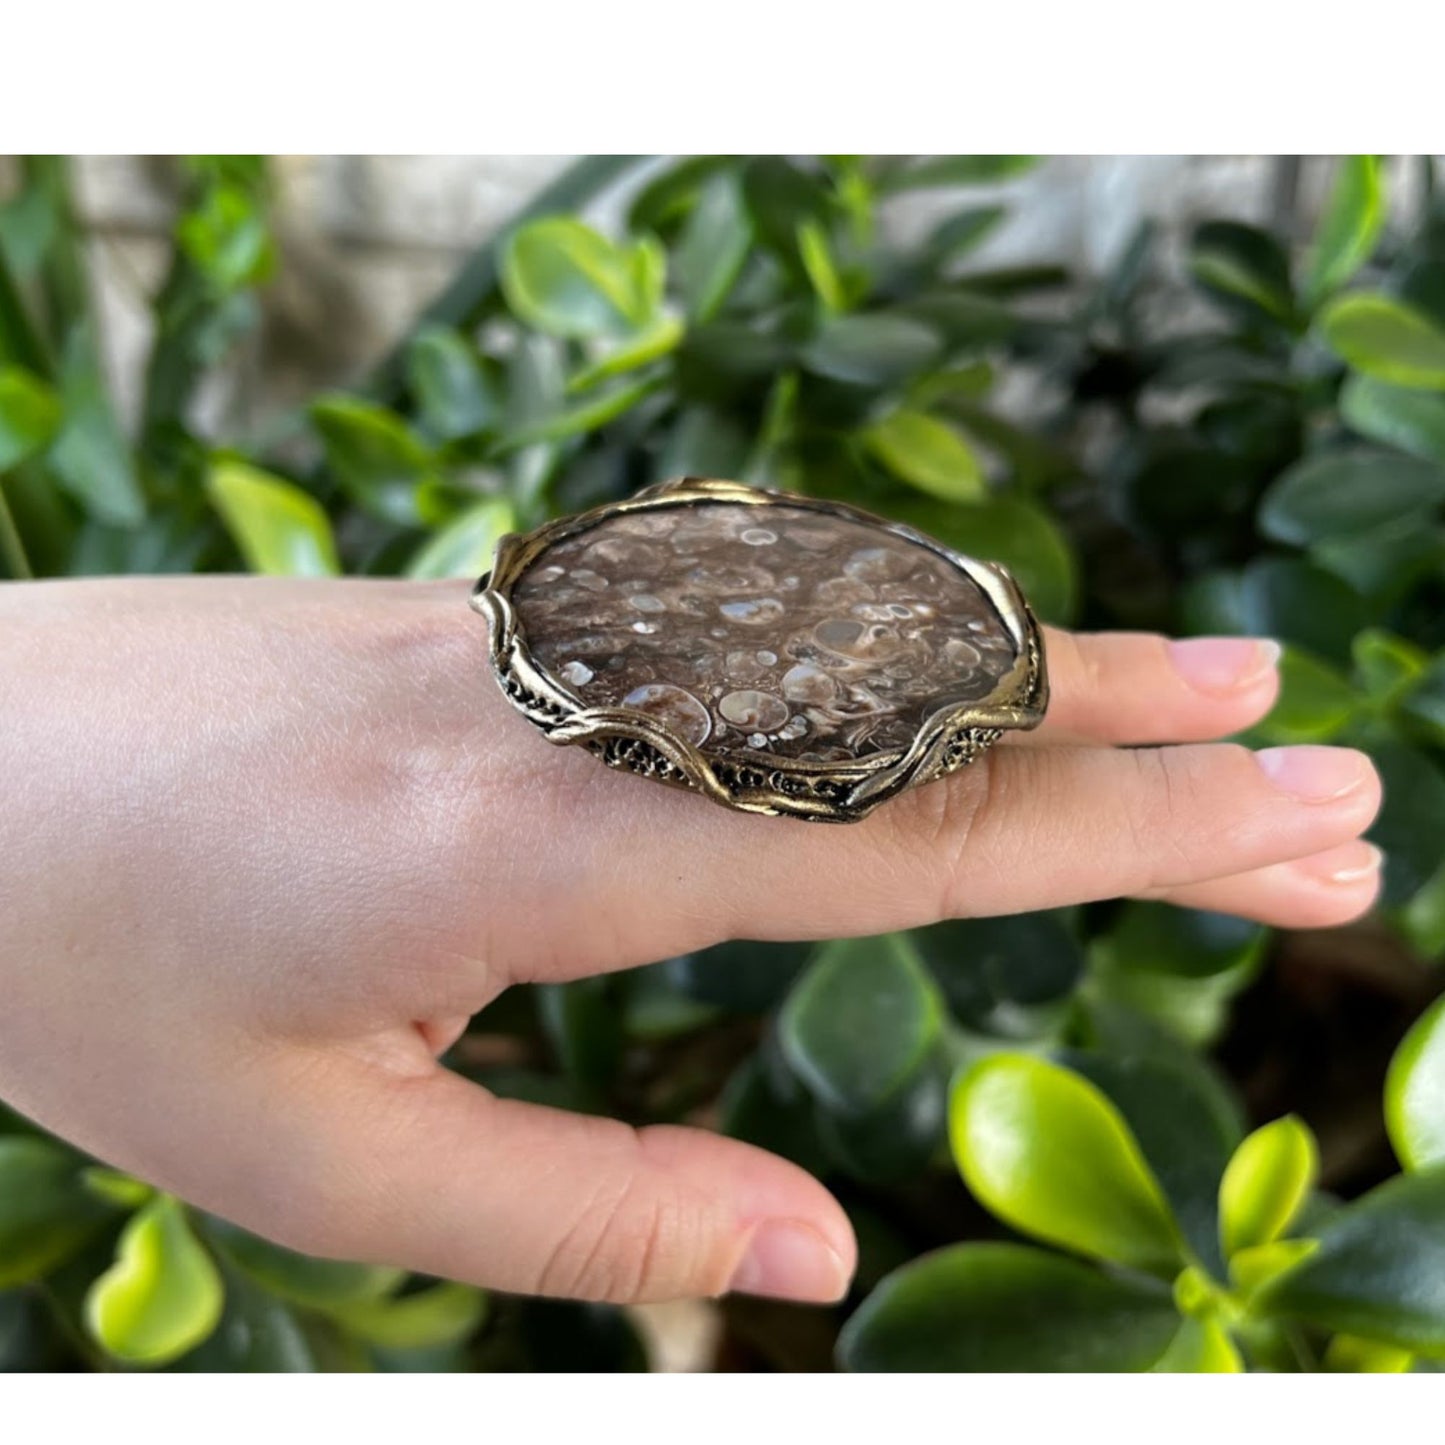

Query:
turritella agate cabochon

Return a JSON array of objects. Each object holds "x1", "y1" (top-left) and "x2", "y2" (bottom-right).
[{"x1": 471, "y1": 478, "x2": 1049, "y2": 822}]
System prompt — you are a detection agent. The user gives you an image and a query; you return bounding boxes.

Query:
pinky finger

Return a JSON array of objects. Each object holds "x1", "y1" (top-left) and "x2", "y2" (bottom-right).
[{"x1": 1140, "y1": 840, "x2": 1384, "y2": 930}]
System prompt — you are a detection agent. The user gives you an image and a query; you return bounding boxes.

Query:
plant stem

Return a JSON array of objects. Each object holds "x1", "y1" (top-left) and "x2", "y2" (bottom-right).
[{"x1": 0, "y1": 476, "x2": 34, "y2": 579}]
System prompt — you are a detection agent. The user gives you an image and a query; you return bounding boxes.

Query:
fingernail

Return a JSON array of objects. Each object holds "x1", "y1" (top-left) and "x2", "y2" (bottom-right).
[
  {"x1": 1297, "y1": 842, "x2": 1384, "y2": 885},
  {"x1": 1257, "y1": 746, "x2": 1372, "y2": 802},
  {"x1": 728, "y1": 1220, "x2": 851, "y2": 1303},
  {"x1": 1168, "y1": 637, "x2": 1280, "y2": 695}
]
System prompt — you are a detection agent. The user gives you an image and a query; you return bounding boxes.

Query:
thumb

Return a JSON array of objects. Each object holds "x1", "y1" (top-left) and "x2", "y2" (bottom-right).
[{"x1": 261, "y1": 1058, "x2": 856, "y2": 1306}]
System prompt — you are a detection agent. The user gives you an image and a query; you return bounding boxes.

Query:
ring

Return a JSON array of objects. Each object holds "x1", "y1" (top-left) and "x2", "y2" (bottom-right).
[{"x1": 470, "y1": 477, "x2": 1049, "y2": 822}]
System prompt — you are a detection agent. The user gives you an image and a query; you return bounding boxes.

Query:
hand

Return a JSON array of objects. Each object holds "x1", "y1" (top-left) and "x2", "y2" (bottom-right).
[{"x1": 0, "y1": 577, "x2": 1381, "y2": 1306}]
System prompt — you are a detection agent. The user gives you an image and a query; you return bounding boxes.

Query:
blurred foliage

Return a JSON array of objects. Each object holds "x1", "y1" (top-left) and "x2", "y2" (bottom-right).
[{"x1": 4, "y1": 154, "x2": 1445, "y2": 1371}]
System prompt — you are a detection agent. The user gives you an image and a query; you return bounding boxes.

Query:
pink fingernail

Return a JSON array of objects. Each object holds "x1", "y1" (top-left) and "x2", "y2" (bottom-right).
[
  {"x1": 1167, "y1": 637, "x2": 1280, "y2": 695},
  {"x1": 1257, "y1": 746, "x2": 1373, "y2": 802},
  {"x1": 1297, "y1": 842, "x2": 1384, "y2": 885},
  {"x1": 727, "y1": 1220, "x2": 851, "y2": 1303}
]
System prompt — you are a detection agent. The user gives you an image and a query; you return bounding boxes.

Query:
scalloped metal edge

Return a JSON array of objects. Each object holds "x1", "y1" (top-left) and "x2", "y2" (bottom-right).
[{"x1": 470, "y1": 477, "x2": 1049, "y2": 822}]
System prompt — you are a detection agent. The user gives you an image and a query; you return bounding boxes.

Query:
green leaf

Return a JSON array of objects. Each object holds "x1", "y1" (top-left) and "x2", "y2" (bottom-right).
[
  {"x1": 0, "y1": 365, "x2": 61, "y2": 470},
  {"x1": 47, "y1": 323, "x2": 145, "y2": 527},
  {"x1": 1259, "y1": 449, "x2": 1445, "y2": 545},
  {"x1": 950, "y1": 1054, "x2": 1182, "y2": 1271},
  {"x1": 920, "y1": 206, "x2": 1007, "y2": 271},
  {"x1": 1324, "y1": 1334, "x2": 1415, "y2": 1373},
  {"x1": 568, "y1": 316, "x2": 683, "y2": 393},
  {"x1": 837, "y1": 1242, "x2": 1178, "y2": 1372},
  {"x1": 1306, "y1": 156, "x2": 1385, "y2": 303},
  {"x1": 797, "y1": 220, "x2": 846, "y2": 312},
  {"x1": 817, "y1": 1059, "x2": 947, "y2": 1185},
  {"x1": 170, "y1": 1264, "x2": 315, "y2": 1372},
  {"x1": 1319, "y1": 292, "x2": 1445, "y2": 389},
  {"x1": 1151, "y1": 1317, "x2": 1244, "y2": 1373},
  {"x1": 662, "y1": 937, "x2": 812, "y2": 1014},
  {"x1": 405, "y1": 325, "x2": 500, "y2": 440},
  {"x1": 1259, "y1": 1166, "x2": 1445, "y2": 1354},
  {"x1": 877, "y1": 156, "x2": 1039, "y2": 194},
  {"x1": 911, "y1": 911, "x2": 1084, "y2": 1035},
  {"x1": 1219, "y1": 1116, "x2": 1318, "y2": 1259},
  {"x1": 309, "y1": 394, "x2": 441, "y2": 527},
  {"x1": 500, "y1": 218, "x2": 658, "y2": 339},
  {"x1": 335, "y1": 1282, "x2": 486, "y2": 1351},
  {"x1": 405, "y1": 496, "x2": 516, "y2": 580},
  {"x1": 741, "y1": 157, "x2": 835, "y2": 270},
  {"x1": 801, "y1": 312, "x2": 942, "y2": 388},
  {"x1": 1189, "y1": 221, "x2": 1297, "y2": 326},
  {"x1": 537, "y1": 977, "x2": 625, "y2": 1093},
  {"x1": 862, "y1": 409, "x2": 986, "y2": 503},
  {"x1": 1257, "y1": 646, "x2": 1358, "y2": 743},
  {"x1": 204, "y1": 1218, "x2": 403, "y2": 1309},
  {"x1": 1353, "y1": 627, "x2": 1426, "y2": 704},
  {"x1": 1341, "y1": 375, "x2": 1445, "y2": 465},
  {"x1": 1370, "y1": 740, "x2": 1445, "y2": 904},
  {"x1": 206, "y1": 459, "x2": 339, "y2": 577},
  {"x1": 673, "y1": 169, "x2": 753, "y2": 323},
  {"x1": 0, "y1": 1137, "x2": 114, "y2": 1287},
  {"x1": 498, "y1": 374, "x2": 663, "y2": 451},
  {"x1": 1229, "y1": 1237, "x2": 1319, "y2": 1298},
  {"x1": 881, "y1": 493, "x2": 1078, "y2": 624},
  {"x1": 1094, "y1": 901, "x2": 1266, "y2": 983},
  {"x1": 1386, "y1": 994, "x2": 1445, "y2": 1171},
  {"x1": 86, "y1": 1196, "x2": 224, "y2": 1367},
  {"x1": 1066, "y1": 1051, "x2": 1243, "y2": 1278},
  {"x1": 176, "y1": 181, "x2": 273, "y2": 293},
  {"x1": 780, "y1": 934, "x2": 943, "y2": 1116}
]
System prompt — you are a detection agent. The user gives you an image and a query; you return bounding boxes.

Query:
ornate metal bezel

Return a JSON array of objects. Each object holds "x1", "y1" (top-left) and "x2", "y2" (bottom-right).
[{"x1": 470, "y1": 477, "x2": 1049, "y2": 823}]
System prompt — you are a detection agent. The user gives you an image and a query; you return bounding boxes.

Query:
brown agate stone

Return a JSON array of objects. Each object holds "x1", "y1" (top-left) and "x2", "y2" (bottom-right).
[{"x1": 511, "y1": 500, "x2": 1018, "y2": 762}]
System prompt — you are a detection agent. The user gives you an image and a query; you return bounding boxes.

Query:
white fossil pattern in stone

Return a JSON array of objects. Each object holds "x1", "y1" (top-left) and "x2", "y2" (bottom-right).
[{"x1": 511, "y1": 500, "x2": 1018, "y2": 761}]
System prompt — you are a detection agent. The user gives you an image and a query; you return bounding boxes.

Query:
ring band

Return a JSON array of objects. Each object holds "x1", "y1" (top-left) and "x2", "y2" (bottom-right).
[{"x1": 471, "y1": 477, "x2": 1049, "y2": 823}]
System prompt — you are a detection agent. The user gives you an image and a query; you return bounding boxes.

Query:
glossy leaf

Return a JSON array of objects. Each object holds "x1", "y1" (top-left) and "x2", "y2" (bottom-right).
[
  {"x1": 950, "y1": 1054, "x2": 1182, "y2": 1271},
  {"x1": 568, "y1": 316, "x2": 683, "y2": 393},
  {"x1": 204, "y1": 1218, "x2": 402, "y2": 1309},
  {"x1": 0, "y1": 1137, "x2": 114, "y2": 1287},
  {"x1": 86, "y1": 1197, "x2": 224, "y2": 1367},
  {"x1": 309, "y1": 394, "x2": 440, "y2": 527},
  {"x1": 0, "y1": 364, "x2": 61, "y2": 470},
  {"x1": 207, "y1": 460, "x2": 339, "y2": 577},
  {"x1": 1151, "y1": 1317, "x2": 1244, "y2": 1373},
  {"x1": 817, "y1": 1060, "x2": 947, "y2": 1185},
  {"x1": 1066, "y1": 1051, "x2": 1243, "y2": 1277},
  {"x1": 47, "y1": 324, "x2": 144, "y2": 526},
  {"x1": 1219, "y1": 1116, "x2": 1318, "y2": 1259},
  {"x1": 1370, "y1": 740, "x2": 1445, "y2": 904},
  {"x1": 1319, "y1": 292, "x2": 1445, "y2": 389},
  {"x1": 1260, "y1": 1166, "x2": 1445, "y2": 1353},
  {"x1": 176, "y1": 181, "x2": 273, "y2": 293},
  {"x1": 801, "y1": 313, "x2": 941, "y2": 388},
  {"x1": 674, "y1": 170, "x2": 752, "y2": 323},
  {"x1": 335, "y1": 1282, "x2": 487, "y2": 1351},
  {"x1": 1340, "y1": 374, "x2": 1445, "y2": 465},
  {"x1": 862, "y1": 409, "x2": 986, "y2": 503},
  {"x1": 662, "y1": 937, "x2": 811, "y2": 1014},
  {"x1": 171, "y1": 1265, "x2": 315, "y2": 1372},
  {"x1": 911, "y1": 911, "x2": 1084, "y2": 1034},
  {"x1": 780, "y1": 934, "x2": 942, "y2": 1116},
  {"x1": 501, "y1": 218, "x2": 657, "y2": 339},
  {"x1": 1189, "y1": 221, "x2": 1296, "y2": 326},
  {"x1": 1324, "y1": 1334, "x2": 1415, "y2": 1373},
  {"x1": 1259, "y1": 450, "x2": 1445, "y2": 545},
  {"x1": 797, "y1": 220, "x2": 845, "y2": 311},
  {"x1": 1257, "y1": 646, "x2": 1358, "y2": 744},
  {"x1": 1305, "y1": 156, "x2": 1384, "y2": 303},
  {"x1": 405, "y1": 325, "x2": 499, "y2": 440},
  {"x1": 498, "y1": 375, "x2": 662, "y2": 451},
  {"x1": 838, "y1": 1242, "x2": 1177, "y2": 1372},
  {"x1": 878, "y1": 156, "x2": 1039, "y2": 194},
  {"x1": 1094, "y1": 902, "x2": 1265, "y2": 983},
  {"x1": 405, "y1": 497, "x2": 515, "y2": 580},
  {"x1": 1353, "y1": 627, "x2": 1426, "y2": 704},
  {"x1": 1386, "y1": 993, "x2": 1445, "y2": 1171}
]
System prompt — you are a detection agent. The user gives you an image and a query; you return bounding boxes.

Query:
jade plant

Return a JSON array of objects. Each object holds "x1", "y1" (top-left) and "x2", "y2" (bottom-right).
[
  {"x1": 3, "y1": 154, "x2": 1445, "y2": 1370},
  {"x1": 840, "y1": 991, "x2": 1445, "y2": 1371}
]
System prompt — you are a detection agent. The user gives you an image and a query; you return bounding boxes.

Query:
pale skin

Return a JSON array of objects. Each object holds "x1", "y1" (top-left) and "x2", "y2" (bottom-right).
[{"x1": 0, "y1": 578, "x2": 1383, "y2": 1305}]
